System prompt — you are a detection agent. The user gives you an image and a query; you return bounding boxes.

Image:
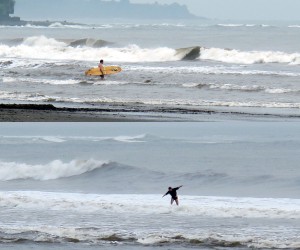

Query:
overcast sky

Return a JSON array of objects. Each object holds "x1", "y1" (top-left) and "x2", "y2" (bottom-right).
[{"x1": 131, "y1": 0, "x2": 300, "y2": 20}]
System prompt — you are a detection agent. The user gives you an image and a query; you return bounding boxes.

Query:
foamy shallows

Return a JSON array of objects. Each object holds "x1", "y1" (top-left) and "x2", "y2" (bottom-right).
[
  {"x1": 0, "y1": 191, "x2": 299, "y2": 248},
  {"x1": 1, "y1": 191, "x2": 299, "y2": 219}
]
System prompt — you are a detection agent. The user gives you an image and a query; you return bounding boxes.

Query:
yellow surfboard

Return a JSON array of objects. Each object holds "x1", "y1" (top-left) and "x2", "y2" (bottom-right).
[{"x1": 85, "y1": 66, "x2": 122, "y2": 76}]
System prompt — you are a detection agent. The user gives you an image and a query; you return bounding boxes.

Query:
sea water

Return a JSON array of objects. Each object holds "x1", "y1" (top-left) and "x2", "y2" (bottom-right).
[
  {"x1": 0, "y1": 122, "x2": 299, "y2": 249},
  {"x1": 1, "y1": 20, "x2": 300, "y2": 120}
]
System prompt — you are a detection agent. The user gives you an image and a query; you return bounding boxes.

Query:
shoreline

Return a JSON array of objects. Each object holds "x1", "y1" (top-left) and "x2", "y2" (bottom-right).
[
  {"x1": 1, "y1": 103, "x2": 300, "y2": 122},
  {"x1": 0, "y1": 104, "x2": 158, "y2": 122}
]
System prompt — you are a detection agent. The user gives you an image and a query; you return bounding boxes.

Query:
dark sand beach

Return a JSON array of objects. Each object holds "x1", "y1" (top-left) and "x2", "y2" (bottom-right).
[
  {"x1": 1, "y1": 103, "x2": 299, "y2": 122},
  {"x1": 0, "y1": 103, "x2": 194, "y2": 122},
  {"x1": 0, "y1": 104, "x2": 149, "y2": 122}
]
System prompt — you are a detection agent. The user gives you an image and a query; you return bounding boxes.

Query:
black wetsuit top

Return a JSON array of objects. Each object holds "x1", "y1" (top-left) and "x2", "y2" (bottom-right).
[{"x1": 164, "y1": 187, "x2": 180, "y2": 200}]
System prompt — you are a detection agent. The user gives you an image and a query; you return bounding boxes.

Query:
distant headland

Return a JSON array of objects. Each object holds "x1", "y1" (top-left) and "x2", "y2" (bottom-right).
[
  {"x1": 0, "y1": 0, "x2": 19, "y2": 23},
  {"x1": 0, "y1": 0, "x2": 202, "y2": 26}
]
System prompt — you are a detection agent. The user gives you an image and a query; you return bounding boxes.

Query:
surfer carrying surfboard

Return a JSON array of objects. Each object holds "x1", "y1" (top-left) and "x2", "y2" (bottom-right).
[
  {"x1": 98, "y1": 59, "x2": 105, "y2": 79},
  {"x1": 162, "y1": 185, "x2": 183, "y2": 205},
  {"x1": 85, "y1": 63, "x2": 121, "y2": 77}
]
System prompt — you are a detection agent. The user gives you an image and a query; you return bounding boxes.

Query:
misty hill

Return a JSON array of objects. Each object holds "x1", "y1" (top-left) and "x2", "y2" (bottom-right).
[
  {"x1": 0, "y1": 0, "x2": 16, "y2": 20},
  {"x1": 14, "y1": 0, "x2": 198, "y2": 20}
]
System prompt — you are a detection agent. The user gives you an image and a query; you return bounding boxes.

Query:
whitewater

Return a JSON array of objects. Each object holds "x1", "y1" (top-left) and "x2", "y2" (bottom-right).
[
  {"x1": 1, "y1": 20, "x2": 300, "y2": 120},
  {"x1": 1, "y1": 35, "x2": 300, "y2": 64}
]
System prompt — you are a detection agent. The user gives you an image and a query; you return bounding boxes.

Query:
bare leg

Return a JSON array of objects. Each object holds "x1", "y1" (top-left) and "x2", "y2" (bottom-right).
[
  {"x1": 175, "y1": 198, "x2": 179, "y2": 205},
  {"x1": 171, "y1": 198, "x2": 174, "y2": 205}
]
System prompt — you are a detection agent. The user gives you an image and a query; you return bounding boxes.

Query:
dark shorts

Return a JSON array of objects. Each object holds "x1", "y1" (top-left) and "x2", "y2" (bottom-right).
[{"x1": 172, "y1": 196, "x2": 178, "y2": 200}]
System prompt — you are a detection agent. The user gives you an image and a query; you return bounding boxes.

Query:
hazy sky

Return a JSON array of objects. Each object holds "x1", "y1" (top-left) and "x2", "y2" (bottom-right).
[{"x1": 131, "y1": 0, "x2": 300, "y2": 20}]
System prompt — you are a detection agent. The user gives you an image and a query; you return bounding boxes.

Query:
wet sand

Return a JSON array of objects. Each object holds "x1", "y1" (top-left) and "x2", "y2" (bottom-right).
[
  {"x1": 1, "y1": 103, "x2": 299, "y2": 122},
  {"x1": 0, "y1": 104, "x2": 150, "y2": 122},
  {"x1": 0, "y1": 103, "x2": 212, "y2": 122}
]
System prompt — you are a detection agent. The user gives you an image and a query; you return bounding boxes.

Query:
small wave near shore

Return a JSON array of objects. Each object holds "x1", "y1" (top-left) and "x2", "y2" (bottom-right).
[{"x1": 0, "y1": 191, "x2": 299, "y2": 249}]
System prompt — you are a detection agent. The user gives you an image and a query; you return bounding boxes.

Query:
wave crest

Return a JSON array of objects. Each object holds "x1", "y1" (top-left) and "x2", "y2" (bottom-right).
[
  {"x1": 0, "y1": 159, "x2": 109, "y2": 181},
  {"x1": 200, "y1": 47, "x2": 300, "y2": 64},
  {"x1": 69, "y1": 38, "x2": 112, "y2": 48},
  {"x1": 1, "y1": 35, "x2": 300, "y2": 64}
]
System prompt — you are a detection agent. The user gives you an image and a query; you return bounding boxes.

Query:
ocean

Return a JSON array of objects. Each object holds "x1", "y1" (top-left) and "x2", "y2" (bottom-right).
[
  {"x1": 1, "y1": 20, "x2": 300, "y2": 120},
  {"x1": 1, "y1": 18, "x2": 300, "y2": 249},
  {"x1": 0, "y1": 122, "x2": 300, "y2": 249}
]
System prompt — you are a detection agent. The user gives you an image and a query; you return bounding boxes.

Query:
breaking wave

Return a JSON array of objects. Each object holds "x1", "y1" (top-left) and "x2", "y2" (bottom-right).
[
  {"x1": 1, "y1": 157, "x2": 299, "y2": 198},
  {"x1": 1, "y1": 191, "x2": 300, "y2": 219},
  {"x1": 0, "y1": 134, "x2": 147, "y2": 144},
  {"x1": 1, "y1": 90, "x2": 299, "y2": 109},
  {"x1": 182, "y1": 82, "x2": 300, "y2": 94},
  {"x1": 0, "y1": 90, "x2": 299, "y2": 110},
  {"x1": 217, "y1": 23, "x2": 272, "y2": 28},
  {"x1": 200, "y1": 47, "x2": 300, "y2": 65},
  {"x1": 1, "y1": 36, "x2": 300, "y2": 64},
  {"x1": 0, "y1": 22, "x2": 187, "y2": 30},
  {"x1": 0, "y1": 222, "x2": 299, "y2": 248},
  {"x1": 68, "y1": 38, "x2": 112, "y2": 48},
  {"x1": 0, "y1": 159, "x2": 110, "y2": 181},
  {"x1": 1, "y1": 191, "x2": 300, "y2": 249}
]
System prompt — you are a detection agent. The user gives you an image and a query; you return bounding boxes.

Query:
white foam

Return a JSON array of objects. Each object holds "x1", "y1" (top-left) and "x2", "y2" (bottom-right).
[
  {"x1": 289, "y1": 25, "x2": 300, "y2": 28},
  {"x1": 93, "y1": 80, "x2": 128, "y2": 86},
  {"x1": 217, "y1": 24, "x2": 271, "y2": 28},
  {"x1": 0, "y1": 222, "x2": 298, "y2": 249},
  {"x1": 48, "y1": 22, "x2": 91, "y2": 29},
  {"x1": 0, "y1": 36, "x2": 178, "y2": 62},
  {"x1": 0, "y1": 192, "x2": 299, "y2": 248},
  {"x1": 0, "y1": 90, "x2": 81, "y2": 102},
  {"x1": 1, "y1": 90, "x2": 299, "y2": 109},
  {"x1": 128, "y1": 65, "x2": 300, "y2": 76},
  {"x1": 113, "y1": 135, "x2": 146, "y2": 143},
  {"x1": 182, "y1": 83, "x2": 200, "y2": 88},
  {"x1": 182, "y1": 82, "x2": 298, "y2": 94},
  {"x1": 217, "y1": 23, "x2": 244, "y2": 27},
  {"x1": 0, "y1": 134, "x2": 147, "y2": 145},
  {"x1": 3, "y1": 76, "x2": 79, "y2": 85},
  {"x1": 2, "y1": 77, "x2": 16, "y2": 83},
  {"x1": 139, "y1": 98, "x2": 300, "y2": 109},
  {"x1": 0, "y1": 192, "x2": 299, "y2": 219},
  {"x1": 22, "y1": 36, "x2": 66, "y2": 47},
  {"x1": 265, "y1": 88, "x2": 294, "y2": 94},
  {"x1": 2, "y1": 35, "x2": 300, "y2": 64},
  {"x1": 1, "y1": 22, "x2": 186, "y2": 30},
  {"x1": 41, "y1": 136, "x2": 66, "y2": 143},
  {"x1": 200, "y1": 47, "x2": 300, "y2": 65},
  {"x1": 0, "y1": 159, "x2": 109, "y2": 181}
]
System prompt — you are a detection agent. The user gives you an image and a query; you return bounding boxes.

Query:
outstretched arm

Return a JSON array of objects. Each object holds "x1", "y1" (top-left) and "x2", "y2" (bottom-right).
[
  {"x1": 174, "y1": 185, "x2": 183, "y2": 190},
  {"x1": 162, "y1": 191, "x2": 169, "y2": 198}
]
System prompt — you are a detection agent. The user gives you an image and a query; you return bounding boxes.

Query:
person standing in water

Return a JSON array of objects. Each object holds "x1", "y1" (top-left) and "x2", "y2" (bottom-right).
[
  {"x1": 98, "y1": 59, "x2": 105, "y2": 79},
  {"x1": 162, "y1": 185, "x2": 183, "y2": 205}
]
